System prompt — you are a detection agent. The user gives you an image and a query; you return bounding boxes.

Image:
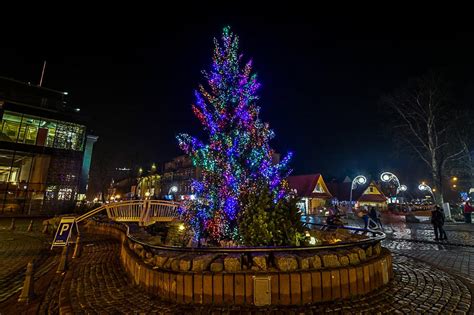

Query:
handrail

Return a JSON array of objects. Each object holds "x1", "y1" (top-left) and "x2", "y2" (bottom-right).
[
  {"x1": 118, "y1": 221, "x2": 385, "y2": 253},
  {"x1": 76, "y1": 204, "x2": 107, "y2": 222},
  {"x1": 76, "y1": 200, "x2": 181, "y2": 223}
]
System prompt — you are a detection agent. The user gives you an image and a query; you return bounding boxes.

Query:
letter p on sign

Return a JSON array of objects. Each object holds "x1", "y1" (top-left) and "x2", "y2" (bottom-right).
[{"x1": 52, "y1": 217, "x2": 75, "y2": 249}]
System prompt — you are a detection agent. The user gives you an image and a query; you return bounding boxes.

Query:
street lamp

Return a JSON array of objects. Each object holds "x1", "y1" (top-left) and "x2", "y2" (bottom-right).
[
  {"x1": 144, "y1": 191, "x2": 150, "y2": 200},
  {"x1": 169, "y1": 186, "x2": 178, "y2": 194},
  {"x1": 349, "y1": 175, "x2": 367, "y2": 213},
  {"x1": 380, "y1": 171, "x2": 407, "y2": 194},
  {"x1": 418, "y1": 183, "x2": 435, "y2": 202}
]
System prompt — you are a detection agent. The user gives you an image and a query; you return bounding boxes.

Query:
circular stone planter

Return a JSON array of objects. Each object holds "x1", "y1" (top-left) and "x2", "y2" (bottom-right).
[{"x1": 84, "y1": 220, "x2": 393, "y2": 306}]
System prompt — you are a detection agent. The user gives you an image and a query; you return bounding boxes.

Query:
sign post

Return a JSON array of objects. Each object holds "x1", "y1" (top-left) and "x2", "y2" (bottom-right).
[{"x1": 51, "y1": 217, "x2": 75, "y2": 249}]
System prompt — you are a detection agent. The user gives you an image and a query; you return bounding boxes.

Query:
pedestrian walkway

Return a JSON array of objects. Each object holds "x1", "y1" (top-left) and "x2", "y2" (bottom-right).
[
  {"x1": 1, "y1": 219, "x2": 473, "y2": 313},
  {"x1": 36, "y1": 232, "x2": 473, "y2": 314},
  {"x1": 0, "y1": 230, "x2": 52, "y2": 303},
  {"x1": 39, "y1": 233, "x2": 177, "y2": 314}
]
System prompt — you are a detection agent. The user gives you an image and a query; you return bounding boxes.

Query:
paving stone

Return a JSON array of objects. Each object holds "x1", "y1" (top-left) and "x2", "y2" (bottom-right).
[{"x1": 3, "y1": 220, "x2": 473, "y2": 313}]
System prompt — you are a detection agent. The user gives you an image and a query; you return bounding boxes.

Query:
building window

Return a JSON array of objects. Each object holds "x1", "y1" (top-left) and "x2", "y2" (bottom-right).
[
  {"x1": 58, "y1": 187, "x2": 73, "y2": 200},
  {"x1": 313, "y1": 183, "x2": 324, "y2": 193},
  {"x1": 0, "y1": 111, "x2": 85, "y2": 151},
  {"x1": 369, "y1": 187, "x2": 374, "y2": 193}
]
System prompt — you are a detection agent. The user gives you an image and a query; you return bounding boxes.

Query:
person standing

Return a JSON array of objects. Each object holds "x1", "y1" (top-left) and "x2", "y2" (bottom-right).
[
  {"x1": 432, "y1": 205, "x2": 447, "y2": 241},
  {"x1": 369, "y1": 207, "x2": 383, "y2": 230},
  {"x1": 464, "y1": 200, "x2": 473, "y2": 223},
  {"x1": 362, "y1": 210, "x2": 370, "y2": 229}
]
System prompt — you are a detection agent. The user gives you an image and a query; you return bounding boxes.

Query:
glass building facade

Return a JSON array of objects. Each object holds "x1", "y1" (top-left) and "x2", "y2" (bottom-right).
[
  {"x1": 0, "y1": 77, "x2": 96, "y2": 214},
  {"x1": 1, "y1": 111, "x2": 86, "y2": 150}
]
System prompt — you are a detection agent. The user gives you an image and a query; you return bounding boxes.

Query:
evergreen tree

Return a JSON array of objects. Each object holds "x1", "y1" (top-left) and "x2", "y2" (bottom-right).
[{"x1": 178, "y1": 27, "x2": 292, "y2": 243}]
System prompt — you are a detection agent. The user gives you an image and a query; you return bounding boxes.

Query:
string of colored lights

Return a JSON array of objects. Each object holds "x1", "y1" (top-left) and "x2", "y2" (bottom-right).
[{"x1": 177, "y1": 26, "x2": 292, "y2": 242}]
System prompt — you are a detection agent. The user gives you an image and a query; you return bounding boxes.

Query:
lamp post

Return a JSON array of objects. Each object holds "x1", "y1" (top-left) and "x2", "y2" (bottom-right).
[
  {"x1": 418, "y1": 183, "x2": 435, "y2": 202},
  {"x1": 380, "y1": 172, "x2": 407, "y2": 194},
  {"x1": 169, "y1": 186, "x2": 178, "y2": 201},
  {"x1": 349, "y1": 175, "x2": 367, "y2": 213}
]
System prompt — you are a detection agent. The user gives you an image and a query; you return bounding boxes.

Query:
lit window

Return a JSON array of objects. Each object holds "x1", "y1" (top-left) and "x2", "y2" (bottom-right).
[{"x1": 313, "y1": 183, "x2": 324, "y2": 193}]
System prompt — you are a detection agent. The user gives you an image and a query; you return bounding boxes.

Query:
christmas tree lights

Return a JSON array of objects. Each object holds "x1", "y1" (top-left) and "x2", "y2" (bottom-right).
[{"x1": 177, "y1": 26, "x2": 292, "y2": 243}]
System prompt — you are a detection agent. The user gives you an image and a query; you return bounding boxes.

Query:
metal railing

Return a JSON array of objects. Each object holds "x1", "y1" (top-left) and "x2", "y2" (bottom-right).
[
  {"x1": 76, "y1": 200, "x2": 181, "y2": 225},
  {"x1": 120, "y1": 221, "x2": 385, "y2": 254}
]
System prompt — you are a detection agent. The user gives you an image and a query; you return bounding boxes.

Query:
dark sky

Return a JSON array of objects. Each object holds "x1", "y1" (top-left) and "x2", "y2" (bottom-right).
[{"x1": 1, "y1": 10, "x2": 473, "y2": 185}]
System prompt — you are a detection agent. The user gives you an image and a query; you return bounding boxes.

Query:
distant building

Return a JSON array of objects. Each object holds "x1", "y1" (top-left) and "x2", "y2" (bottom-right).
[
  {"x1": 136, "y1": 164, "x2": 162, "y2": 199},
  {"x1": 356, "y1": 181, "x2": 388, "y2": 209},
  {"x1": 0, "y1": 77, "x2": 97, "y2": 214},
  {"x1": 287, "y1": 174, "x2": 332, "y2": 215},
  {"x1": 161, "y1": 155, "x2": 201, "y2": 200},
  {"x1": 327, "y1": 178, "x2": 388, "y2": 211}
]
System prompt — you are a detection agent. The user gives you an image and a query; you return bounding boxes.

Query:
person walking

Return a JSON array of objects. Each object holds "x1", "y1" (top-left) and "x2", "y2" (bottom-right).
[
  {"x1": 362, "y1": 210, "x2": 370, "y2": 229},
  {"x1": 431, "y1": 205, "x2": 447, "y2": 241},
  {"x1": 464, "y1": 200, "x2": 473, "y2": 223},
  {"x1": 369, "y1": 207, "x2": 383, "y2": 230}
]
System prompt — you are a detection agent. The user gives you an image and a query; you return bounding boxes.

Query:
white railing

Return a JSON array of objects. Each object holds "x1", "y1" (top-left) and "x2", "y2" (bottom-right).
[{"x1": 76, "y1": 200, "x2": 181, "y2": 225}]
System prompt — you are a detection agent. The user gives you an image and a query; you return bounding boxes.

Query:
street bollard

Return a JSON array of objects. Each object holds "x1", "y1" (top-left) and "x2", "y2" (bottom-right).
[
  {"x1": 42, "y1": 222, "x2": 49, "y2": 234},
  {"x1": 72, "y1": 233, "x2": 81, "y2": 259},
  {"x1": 9, "y1": 218, "x2": 15, "y2": 231},
  {"x1": 18, "y1": 262, "x2": 35, "y2": 303},
  {"x1": 56, "y1": 246, "x2": 68, "y2": 273},
  {"x1": 27, "y1": 220, "x2": 34, "y2": 232}
]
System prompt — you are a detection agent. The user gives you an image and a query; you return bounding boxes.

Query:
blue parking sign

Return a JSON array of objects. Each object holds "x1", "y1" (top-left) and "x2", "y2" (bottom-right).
[{"x1": 52, "y1": 217, "x2": 75, "y2": 248}]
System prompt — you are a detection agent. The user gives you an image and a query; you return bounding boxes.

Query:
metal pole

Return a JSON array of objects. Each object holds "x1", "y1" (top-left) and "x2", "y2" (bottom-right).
[
  {"x1": 39, "y1": 61, "x2": 46, "y2": 87},
  {"x1": 349, "y1": 186, "x2": 353, "y2": 213}
]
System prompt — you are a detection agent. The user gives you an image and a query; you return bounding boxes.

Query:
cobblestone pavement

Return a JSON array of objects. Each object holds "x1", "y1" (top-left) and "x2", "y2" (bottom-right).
[
  {"x1": 0, "y1": 230, "x2": 52, "y2": 303},
  {"x1": 384, "y1": 239, "x2": 474, "y2": 284},
  {"x1": 2, "y1": 216, "x2": 474, "y2": 314},
  {"x1": 39, "y1": 233, "x2": 178, "y2": 314},
  {"x1": 346, "y1": 215, "x2": 474, "y2": 246},
  {"x1": 31, "y1": 233, "x2": 472, "y2": 314}
]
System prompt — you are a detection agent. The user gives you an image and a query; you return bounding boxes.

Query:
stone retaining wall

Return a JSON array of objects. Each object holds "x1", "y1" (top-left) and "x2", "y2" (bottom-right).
[{"x1": 83, "y1": 221, "x2": 393, "y2": 306}]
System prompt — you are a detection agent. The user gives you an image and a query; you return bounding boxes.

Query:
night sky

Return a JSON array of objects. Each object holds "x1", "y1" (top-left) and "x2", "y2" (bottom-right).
[{"x1": 1, "y1": 10, "x2": 473, "y2": 186}]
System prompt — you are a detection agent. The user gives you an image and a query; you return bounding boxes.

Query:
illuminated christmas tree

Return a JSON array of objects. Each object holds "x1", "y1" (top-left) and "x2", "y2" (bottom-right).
[{"x1": 178, "y1": 27, "x2": 292, "y2": 244}]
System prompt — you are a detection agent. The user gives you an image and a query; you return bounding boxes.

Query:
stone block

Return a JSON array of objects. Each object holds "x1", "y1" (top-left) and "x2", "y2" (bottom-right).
[
  {"x1": 352, "y1": 247, "x2": 366, "y2": 261},
  {"x1": 366, "y1": 246, "x2": 373, "y2": 257},
  {"x1": 321, "y1": 253, "x2": 341, "y2": 268},
  {"x1": 252, "y1": 254, "x2": 267, "y2": 270},
  {"x1": 171, "y1": 258, "x2": 181, "y2": 271},
  {"x1": 133, "y1": 243, "x2": 144, "y2": 252},
  {"x1": 310, "y1": 255, "x2": 322, "y2": 269},
  {"x1": 210, "y1": 257, "x2": 224, "y2": 273},
  {"x1": 338, "y1": 254, "x2": 350, "y2": 266},
  {"x1": 192, "y1": 254, "x2": 216, "y2": 272},
  {"x1": 179, "y1": 257, "x2": 192, "y2": 271},
  {"x1": 297, "y1": 255, "x2": 311, "y2": 270},
  {"x1": 347, "y1": 251, "x2": 360, "y2": 265},
  {"x1": 224, "y1": 254, "x2": 241, "y2": 272},
  {"x1": 144, "y1": 257, "x2": 154, "y2": 266},
  {"x1": 275, "y1": 253, "x2": 298, "y2": 272},
  {"x1": 154, "y1": 255, "x2": 169, "y2": 268},
  {"x1": 164, "y1": 254, "x2": 181, "y2": 270}
]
